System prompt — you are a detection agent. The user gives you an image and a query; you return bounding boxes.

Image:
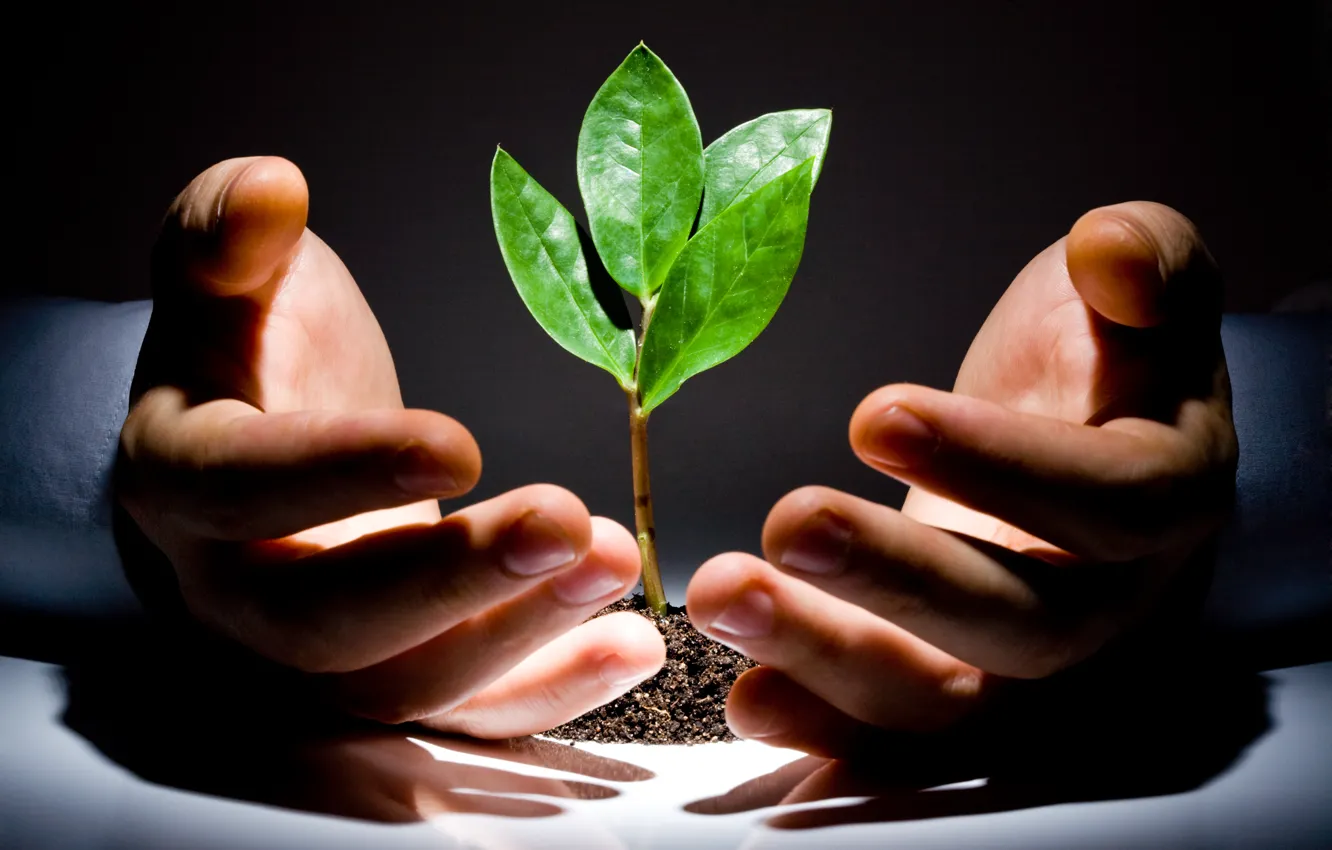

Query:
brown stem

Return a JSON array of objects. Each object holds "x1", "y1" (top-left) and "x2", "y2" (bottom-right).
[
  {"x1": 627, "y1": 392, "x2": 665, "y2": 614},
  {"x1": 628, "y1": 295, "x2": 666, "y2": 615}
]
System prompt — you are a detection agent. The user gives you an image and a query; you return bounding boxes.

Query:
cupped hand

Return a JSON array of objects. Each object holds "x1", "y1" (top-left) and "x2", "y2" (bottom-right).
[
  {"x1": 117, "y1": 157, "x2": 664, "y2": 736},
  {"x1": 687, "y1": 201, "x2": 1237, "y2": 754}
]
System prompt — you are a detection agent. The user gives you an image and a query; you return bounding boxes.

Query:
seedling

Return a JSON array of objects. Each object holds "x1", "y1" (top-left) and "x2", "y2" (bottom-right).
[{"x1": 491, "y1": 43, "x2": 831, "y2": 615}]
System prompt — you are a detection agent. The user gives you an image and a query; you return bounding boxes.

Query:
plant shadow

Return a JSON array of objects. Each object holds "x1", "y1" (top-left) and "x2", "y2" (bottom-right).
[
  {"x1": 686, "y1": 649, "x2": 1272, "y2": 830},
  {"x1": 577, "y1": 222, "x2": 635, "y2": 331},
  {"x1": 56, "y1": 623, "x2": 649, "y2": 825}
]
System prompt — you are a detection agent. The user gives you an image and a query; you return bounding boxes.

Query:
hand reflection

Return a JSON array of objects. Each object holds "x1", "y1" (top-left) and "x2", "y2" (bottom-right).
[
  {"x1": 687, "y1": 650, "x2": 1270, "y2": 831},
  {"x1": 268, "y1": 731, "x2": 628, "y2": 822},
  {"x1": 58, "y1": 625, "x2": 648, "y2": 826}
]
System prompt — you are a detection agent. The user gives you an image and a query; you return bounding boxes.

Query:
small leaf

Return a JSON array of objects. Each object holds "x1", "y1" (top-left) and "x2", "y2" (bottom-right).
[
  {"x1": 491, "y1": 148, "x2": 636, "y2": 387},
  {"x1": 700, "y1": 109, "x2": 831, "y2": 228},
  {"x1": 637, "y1": 159, "x2": 815, "y2": 413},
  {"x1": 577, "y1": 43, "x2": 704, "y2": 298}
]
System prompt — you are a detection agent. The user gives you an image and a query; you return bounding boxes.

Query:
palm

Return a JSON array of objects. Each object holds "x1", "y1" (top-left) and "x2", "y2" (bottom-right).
[
  {"x1": 903, "y1": 239, "x2": 1161, "y2": 556},
  {"x1": 139, "y1": 224, "x2": 442, "y2": 555},
  {"x1": 247, "y1": 232, "x2": 401, "y2": 415},
  {"x1": 238, "y1": 232, "x2": 442, "y2": 548}
]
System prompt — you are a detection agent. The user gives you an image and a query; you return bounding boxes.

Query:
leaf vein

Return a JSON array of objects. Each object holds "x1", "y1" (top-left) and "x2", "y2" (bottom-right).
[
  {"x1": 646, "y1": 173, "x2": 806, "y2": 402},
  {"x1": 500, "y1": 165, "x2": 625, "y2": 378},
  {"x1": 710, "y1": 114, "x2": 826, "y2": 217}
]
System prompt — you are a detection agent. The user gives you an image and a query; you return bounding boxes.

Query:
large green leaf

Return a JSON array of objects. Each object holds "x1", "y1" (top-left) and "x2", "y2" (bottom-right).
[
  {"x1": 637, "y1": 159, "x2": 815, "y2": 413},
  {"x1": 700, "y1": 109, "x2": 831, "y2": 227},
  {"x1": 490, "y1": 148, "x2": 636, "y2": 387},
  {"x1": 577, "y1": 43, "x2": 704, "y2": 299}
]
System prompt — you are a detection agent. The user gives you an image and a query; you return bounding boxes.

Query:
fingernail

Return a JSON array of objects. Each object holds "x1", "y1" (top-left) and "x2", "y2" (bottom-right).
[
  {"x1": 599, "y1": 653, "x2": 648, "y2": 688},
  {"x1": 551, "y1": 563, "x2": 626, "y2": 605},
  {"x1": 212, "y1": 158, "x2": 259, "y2": 226},
  {"x1": 779, "y1": 509, "x2": 854, "y2": 576},
  {"x1": 708, "y1": 588, "x2": 774, "y2": 640},
  {"x1": 501, "y1": 511, "x2": 578, "y2": 577},
  {"x1": 730, "y1": 706, "x2": 788, "y2": 741},
  {"x1": 393, "y1": 445, "x2": 459, "y2": 496},
  {"x1": 861, "y1": 404, "x2": 939, "y2": 469}
]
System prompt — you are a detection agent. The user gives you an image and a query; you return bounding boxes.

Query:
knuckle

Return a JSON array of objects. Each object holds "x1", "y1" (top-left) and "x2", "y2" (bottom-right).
[
  {"x1": 1004, "y1": 603, "x2": 1117, "y2": 680},
  {"x1": 861, "y1": 555, "x2": 936, "y2": 620},
  {"x1": 119, "y1": 407, "x2": 147, "y2": 458},
  {"x1": 181, "y1": 580, "x2": 346, "y2": 674},
  {"x1": 765, "y1": 486, "x2": 840, "y2": 546},
  {"x1": 1094, "y1": 452, "x2": 1236, "y2": 560},
  {"x1": 342, "y1": 670, "x2": 473, "y2": 726},
  {"x1": 1084, "y1": 477, "x2": 1182, "y2": 561},
  {"x1": 243, "y1": 591, "x2": 346, "y2": 674},
  {"x1": 885, "y1": 586, "x2": 933, "y2": 621},
  {"x1": 797, "y1": 619, "x2": 855, "y2": 671},
  {"x1": 115, "y1": 403, "x2": 170, "y2": 506},
  {"x1": 415, "y1": 555, "x2": 472, "y2": 616}
]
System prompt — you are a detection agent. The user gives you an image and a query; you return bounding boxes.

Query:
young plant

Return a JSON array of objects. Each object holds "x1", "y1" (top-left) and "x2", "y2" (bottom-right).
[{"x1": 490, "y1": 43, "x2": 831, "y2": 615}]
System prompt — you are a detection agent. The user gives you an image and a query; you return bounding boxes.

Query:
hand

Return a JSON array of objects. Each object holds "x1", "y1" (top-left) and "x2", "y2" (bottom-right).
[
  {"x1": 61, "y1": 626, "x2": 649, "y2": 828},
  {"x1": 117, "y1": 157, "x2": 664, "y2": 736},
  {"x1": 687, "y1": 202, "x2": 1237, "y2": 755}
]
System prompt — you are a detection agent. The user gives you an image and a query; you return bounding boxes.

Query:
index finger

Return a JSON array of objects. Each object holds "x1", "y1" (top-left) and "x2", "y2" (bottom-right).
[
  {"x1": 847, "y1": 383, "x2": 1236, "y2": 563},
  {"x1": 119, "y1": 387, "x2": 481, "y2": 542},
  {"x1": 760, "y1": 488, "x2": 1130, "y2": 678}
]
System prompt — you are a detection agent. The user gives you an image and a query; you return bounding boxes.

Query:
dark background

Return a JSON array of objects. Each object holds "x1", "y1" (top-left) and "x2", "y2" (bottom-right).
[{"x1": 26, "y1": 1, "x2": 1331, "y2": 593}]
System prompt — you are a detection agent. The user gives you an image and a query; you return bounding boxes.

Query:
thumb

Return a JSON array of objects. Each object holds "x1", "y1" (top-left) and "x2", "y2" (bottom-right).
[
  {"x1": 1065, "y1": 201, "x2": 1221, "y2": 328},
  {"x1": 155, "y1": 156, "x2": 309, "y2": 297}
]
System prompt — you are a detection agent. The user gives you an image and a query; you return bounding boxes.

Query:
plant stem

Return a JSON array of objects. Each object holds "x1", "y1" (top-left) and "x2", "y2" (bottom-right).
[
  {"x1": 627, "y1": 391, "x2": 666, "y2": 614},
  {"x1": 628, "y1": 294, "x2": 666, "y2": 615}
]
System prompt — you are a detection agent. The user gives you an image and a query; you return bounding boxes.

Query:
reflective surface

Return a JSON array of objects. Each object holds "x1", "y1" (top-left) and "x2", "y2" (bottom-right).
[{"x1": 2, "y1": 640, "x2": 1330, "y2": 850}]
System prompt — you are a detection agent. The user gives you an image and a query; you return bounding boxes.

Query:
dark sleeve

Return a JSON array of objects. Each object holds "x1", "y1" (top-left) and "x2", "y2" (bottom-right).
[
  {"x1": 0, "y1": 297, "x2": 152, "y2": 623},
  {"x1": 1207, "y1": 314, "x2": 1332, "y2": 667}
]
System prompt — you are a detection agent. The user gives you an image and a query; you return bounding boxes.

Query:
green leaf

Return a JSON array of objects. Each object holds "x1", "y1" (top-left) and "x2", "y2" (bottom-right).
[
  {"x1": 637, "y1": 159, "x2": 815, "y2": 413},
  {"x1": 577, "y1": 43, "x2": 704, "y2": 299},
  {"x1": 700, "y1": 109, "x2": 831, "y2": 228},
  {"x1": 490, "y1": 148, "x2": 636, "y2": 387}
]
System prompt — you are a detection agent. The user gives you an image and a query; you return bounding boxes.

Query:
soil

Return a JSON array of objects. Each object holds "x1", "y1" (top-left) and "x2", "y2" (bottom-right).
[{"x1": 543, "y1": 594, "x2": 756, "y2": 745}]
